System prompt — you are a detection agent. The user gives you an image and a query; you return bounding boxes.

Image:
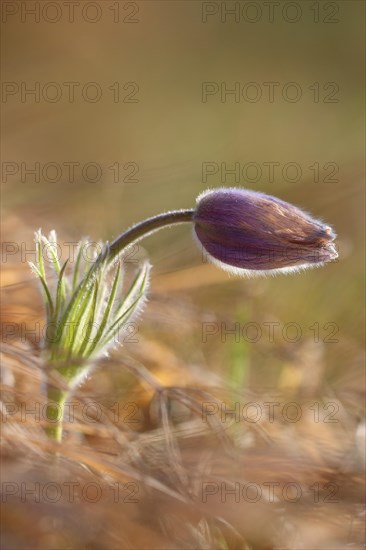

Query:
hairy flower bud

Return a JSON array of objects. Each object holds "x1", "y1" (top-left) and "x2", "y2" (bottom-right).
[{"x1": 193, "y1": 188, "x2": 338, "y2": 276}]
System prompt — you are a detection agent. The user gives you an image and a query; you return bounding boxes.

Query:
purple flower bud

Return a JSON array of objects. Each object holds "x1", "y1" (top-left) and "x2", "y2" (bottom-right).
[{"x1": 193, "y1": 188, "x2": 338, "y2": 276}]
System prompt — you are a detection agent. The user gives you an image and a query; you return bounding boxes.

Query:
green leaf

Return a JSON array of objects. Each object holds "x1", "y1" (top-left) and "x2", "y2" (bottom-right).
[
  {"x1": 96, "y1": 298, "x2": 140, "y2": 352},
  {"x1": 29, "y1": 262, "x2": 54, "y2": 318},
  {"x1": 97, "y1": 262, "x2": 150, "y2": 351},
  {"x1": 32, "y1": 231, "x2": 150, "y2": 388},
  {"x1": 40, "y1": 233, "x2": 59, "y2": 274},
  {"x1": 87, "y1": 262, "x2": 121, "y2": 356},
  {"x1": 36, "y1": 232, "x2": 45, "y2": 280},
  {"x1": 72, "y1": 240, "x2": 84, "y2": 292},
  {"x1": 78, "y1": 279, "x2": 99, "y2": 357},
  {"x1": 54, "y1": 260, "x2": 69, "y2": 320},
  {"x1": 56, "y1": 262, "x2": 99, "y2": 351},
  {"x1": 115, "y1": 261, "x2": 150, "y2": 316}
]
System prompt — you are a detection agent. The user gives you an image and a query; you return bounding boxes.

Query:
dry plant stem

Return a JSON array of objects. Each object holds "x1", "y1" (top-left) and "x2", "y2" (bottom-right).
[{"x1": 45, "y1": 209, "x2": 194, "y2": 442}]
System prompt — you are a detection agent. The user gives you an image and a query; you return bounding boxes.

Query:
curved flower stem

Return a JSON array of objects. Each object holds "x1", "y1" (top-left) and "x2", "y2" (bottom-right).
[
  {"x1": 43, "y1": 210, "x2": 194, "y2": 443},
  {"x1": 107, "y1": 209, "x2": 194, "y2": 264}
]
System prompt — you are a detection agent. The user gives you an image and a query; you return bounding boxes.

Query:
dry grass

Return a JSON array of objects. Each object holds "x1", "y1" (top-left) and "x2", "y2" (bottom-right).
[{"x1": 1, "y1": 218, "x2": 365, "y2": 549}]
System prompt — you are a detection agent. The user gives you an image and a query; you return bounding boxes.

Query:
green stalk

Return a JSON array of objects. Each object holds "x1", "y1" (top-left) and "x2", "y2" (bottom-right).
[{"x1": 45, "y1": 385, "x2": 69, "y2": 443}]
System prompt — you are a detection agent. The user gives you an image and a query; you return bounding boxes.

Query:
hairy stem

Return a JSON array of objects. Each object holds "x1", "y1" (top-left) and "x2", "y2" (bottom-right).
[
  {"x1": 46, "y1": 385, "x2": 69, "y2": 442},
  {"x1": 107, "y1": 209, "x2": 194, "y2": 264},
  {"x1": 43, "y1": 210, "x2": 194, "y2": 442}
]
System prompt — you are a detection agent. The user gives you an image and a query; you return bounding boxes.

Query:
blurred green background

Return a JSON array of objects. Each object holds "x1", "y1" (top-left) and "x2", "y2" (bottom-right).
[{"x1": 2, "y1": 0, "x2": 364, "y2": 395}]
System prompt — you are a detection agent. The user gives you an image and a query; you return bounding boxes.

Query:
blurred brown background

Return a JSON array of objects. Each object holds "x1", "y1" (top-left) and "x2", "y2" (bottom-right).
[
  {"x1": 2, "y1": 0, "x2": 364, "y2": 386},
  {"x1": 1, "y1": 1, "x2": 365, "y2": 548}
]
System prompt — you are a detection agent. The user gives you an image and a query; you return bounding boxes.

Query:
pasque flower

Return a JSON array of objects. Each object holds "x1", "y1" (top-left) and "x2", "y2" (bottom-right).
[
  {"x1": 108, "y1": 186, "x2": 337, "y2": 276},
  {"x1": 193, "y1": 188, "x2": 338, "y2": 275},
  {"x1": 32, "y1": 187, "x2": 337, "y2": 441}
]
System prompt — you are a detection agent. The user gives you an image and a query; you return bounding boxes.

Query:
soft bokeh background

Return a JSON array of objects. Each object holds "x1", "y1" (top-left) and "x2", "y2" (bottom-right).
[{"x1": 1, "y1": 1, "x2": 365, "y2": 549}]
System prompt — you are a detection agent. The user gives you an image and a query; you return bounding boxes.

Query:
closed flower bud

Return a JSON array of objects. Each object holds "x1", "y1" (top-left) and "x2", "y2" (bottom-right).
[{"x1": 193, "y1": 188, "x2": 338, "y2": 276}]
